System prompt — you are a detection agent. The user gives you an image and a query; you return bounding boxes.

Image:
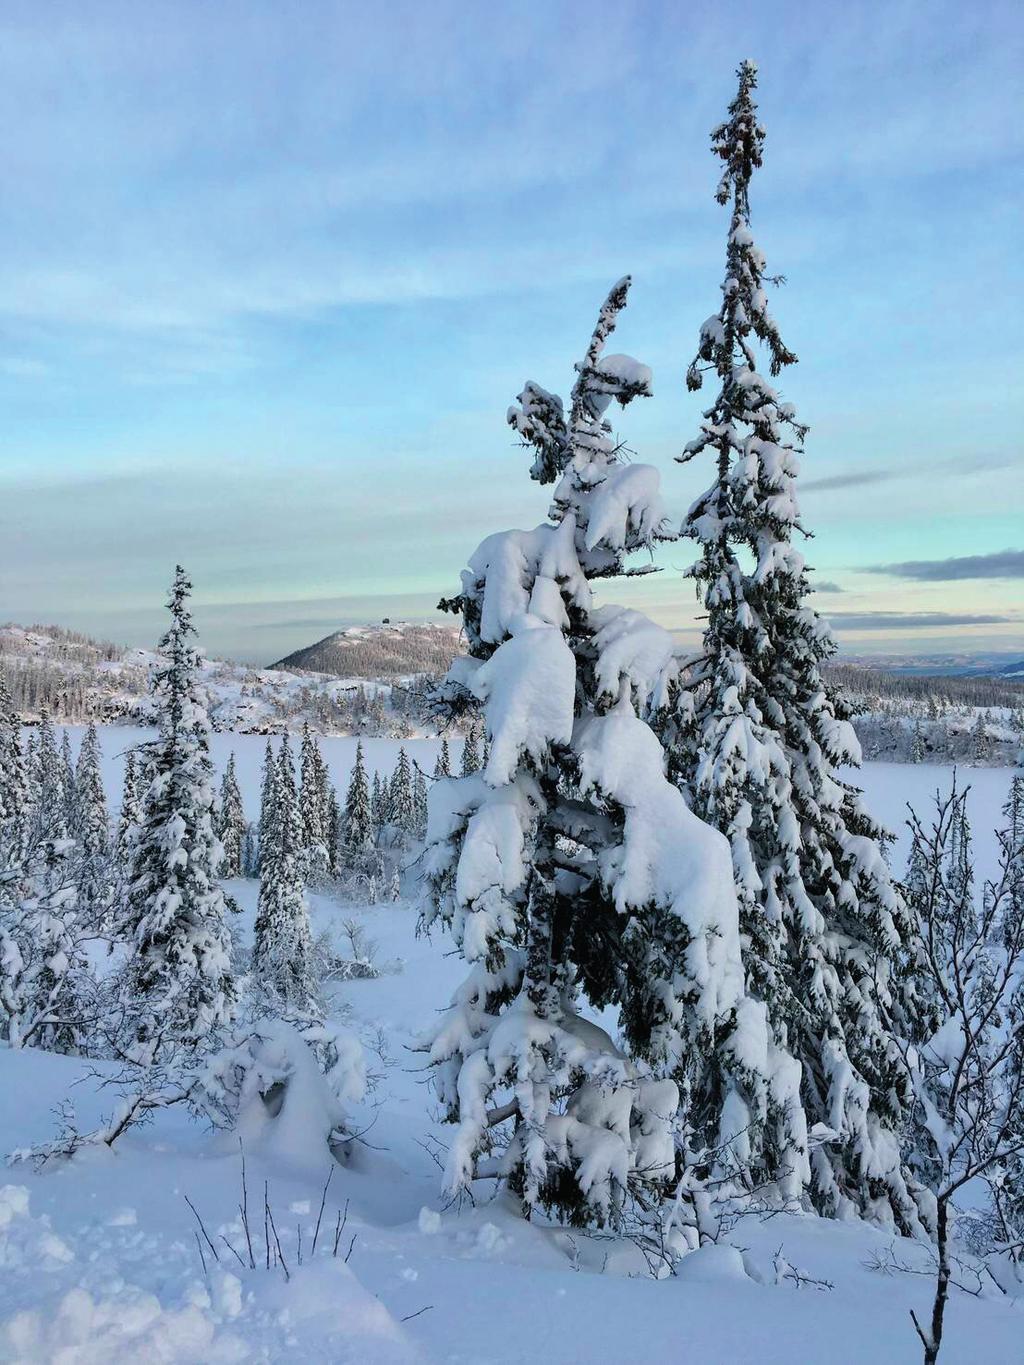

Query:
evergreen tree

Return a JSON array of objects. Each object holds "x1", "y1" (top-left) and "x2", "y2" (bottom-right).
[
  {"x1": 0, "y1": 837, "x2": 90, "y2": 1054},
  {"x1": 970, "y1": 712, "x2": 991, "y2": 765},
  {"x1": 72, "y1": 722, "x2": 110, "y2": 920},
  {"x1": 32, "y1": 709, "x2": 67, "y2": 842},
  {"x1": 413, "y1": 766, "x2": 429, "y2": 839},
  {"x1": 241, "y1": 822, "x2": 259, "y2": 878},
  {"x1": 117, "y1": 567, "x2": 234, "y2": 1066},
  {"x1": 460, "y1": 722, "x2": 480, "y2": 776},
  {"x1": 423, "y1": 278, "x2": 748, "y2": 1226},
  {"x1": 115, "y1": 748, "x2": 145, "y2": 860},
  {"x1": 59, "y1": 731, "x2": 76, "y2": 835},
  {"x1": 256, "y1": 739, "x2": 277, "y2": 875},
  {"x1": 433, "y1": 738, "x2": 452, "y2": 780},
  {"x1": 388, "y1": 747, "x2": 415, "y2": 835},
  {"x1": 216, "y1": 752, "x2": 246, "y2": 879},
  {"x1": 72, "y1": 724, "x2": 108, "y2": 853},
  {"x1": 326, "y1": 786, "x2": 342, "y2": 877},
  {"x1": 1, "y1": 686, "x2": 91, "y2": 1053},
  {"x1": 0, "y1": 670, "x2": 29, "y2": 896},
  {"x1": 252, "y1": 736, "x2": 317, "y2": 1012},
  {"x1": 370, "y1": 770, "x2": 386, "y2": 836},
  {"x1": 342, "y1": 741, "x2": 373, "y2": 866},
  {"x1": 299, "y1": 722, "x2": 331, "y2": 886},
  {"x1": 672, "y1": 61, "x2": 922, "y2": 1230},
  {"x1": 911, "y1": 719, "x2": 927, "y2": 764}
]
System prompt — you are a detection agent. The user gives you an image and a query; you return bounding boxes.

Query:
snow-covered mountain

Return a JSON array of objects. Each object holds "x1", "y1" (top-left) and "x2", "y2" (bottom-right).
[{"x1": 272, "y1": 621, "x2": 461, "y2": 678}]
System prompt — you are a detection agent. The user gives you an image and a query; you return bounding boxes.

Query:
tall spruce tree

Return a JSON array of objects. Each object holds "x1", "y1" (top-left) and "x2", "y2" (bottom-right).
[
  {"x1": 460, "y1": 723, "x2": 480, "y2": 776},
  {"x1": 370, "y1": 770, "x2": 386, "y2": 836},
  {"x1": 388, "y1": 747, "x2": 415, "y2": 836},
  {"x1": 413, "y1": 766, "x2": 428, "y2": 839},
  {"x1": 117, "y1": 567, "x2": 234, "y2": 1065},
  {"x1": 32, "y1": 709, "x2": 66, "y2": 843},
  {"x1": 216, "y1": 752, "x2": 246, "y2": 879},
  {"x1": 256, "y1": 739, "x2": 277, "y2": 875},
  {"x1": 342, "y1": 740, "x2": 373, "y2": 867},
  {"x1": 299, "y1": 722, "x2": 331, "y2": 886},
  {"x1": 115, "y1": 748, "x2": 144, "y2": 861},
  {"x1": 72, "y1": 722, "x2": 110, "y2": 920},
  {"x1": 59, "y1": 731, "x2": 76, "y2": 835},
  {"x1": 0, "y1": 670, "x2": 29, "y2": 897},
  {"x1": 1, "y1": 678, "x2": 91, "y2": 1052},
  {"x1": 252, "y1": 735, "x2": 317, "y2": 1012},
  {"x1": 326, "y1": 786, "x2": 342, "y2": 877},
  {"x1": 422, "y1": 278, "x2": 753, "y2": 1226},
  {"x1": 0, "y1": 837, "x2": 90, "y2": 1054},
  {"x1": 433, "y1": 738, "x2": 452, "y2": 780},
  {"x1": 673, "y1": 61, "x2": 923, "y2": 1230}
]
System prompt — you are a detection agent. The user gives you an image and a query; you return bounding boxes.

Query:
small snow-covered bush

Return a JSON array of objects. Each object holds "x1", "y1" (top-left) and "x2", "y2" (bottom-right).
[{"x1": 197, "y1": 1017, "x2": 366, "y2": 1167}]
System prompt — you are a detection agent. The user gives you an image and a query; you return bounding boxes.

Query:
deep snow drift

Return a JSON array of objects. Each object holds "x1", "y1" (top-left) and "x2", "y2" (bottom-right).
[{"x1": 0, "y1": 736, "x2": 1019, "y2": 1363}]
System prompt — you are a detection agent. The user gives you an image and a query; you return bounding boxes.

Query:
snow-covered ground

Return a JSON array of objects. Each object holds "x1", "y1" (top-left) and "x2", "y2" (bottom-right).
[{"x1": 1, "y1": 735, "x2": 1020, "y2": 1362}]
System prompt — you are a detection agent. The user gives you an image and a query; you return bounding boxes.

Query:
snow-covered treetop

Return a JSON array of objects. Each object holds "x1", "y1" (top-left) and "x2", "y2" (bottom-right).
[
  {"x1": 449, "y1": 275, "x2": 669, "y2": 658},
  {"x1": 679, "y1": 60, "x2": 809, "y2": 600},
  {"x1": 690, "y1": 59, "x2": 796, "y2": 391},
  {"x1": 153, "y1": 565, "x2": 210, "y2": 749}
]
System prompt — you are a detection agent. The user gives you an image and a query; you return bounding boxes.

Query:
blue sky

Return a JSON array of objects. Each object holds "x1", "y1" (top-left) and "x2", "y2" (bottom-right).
[{"x1": 1, "y1": 0, "x2": 1021, "y2": 663}]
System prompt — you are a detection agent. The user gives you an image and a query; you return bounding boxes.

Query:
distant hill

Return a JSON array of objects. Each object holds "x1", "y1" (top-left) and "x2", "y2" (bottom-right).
[
  {"x1": 0, "y1": 620, "x2": 455, "y2": 738},
  {"x1": 273, "y1": 621, "x2": 461, "y2": 679},
  {"x1": 837, "y1": 649, "x2": 1024, "y2": 679}
]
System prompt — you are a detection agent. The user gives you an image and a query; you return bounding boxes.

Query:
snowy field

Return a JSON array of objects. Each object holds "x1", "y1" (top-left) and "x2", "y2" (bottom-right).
[{"x1": 0, "y1": 730, "x2": 1019, "y2": 1362}]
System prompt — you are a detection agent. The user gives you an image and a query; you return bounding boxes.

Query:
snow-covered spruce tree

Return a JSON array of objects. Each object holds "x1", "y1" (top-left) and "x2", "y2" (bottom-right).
[
  {"x1": 0, "y1": 676, "x2": 92, "y2": 1051},
  {"x1": 388, "y1": 746, "x2": 415, "y2": 838},
  {"x1": 673, "y1": 60, "x2": 922, "y2": 1230},
  {"x1": 216, "y1": 752, "x2": 246, "y2": 879},
  {"x1": 256, "y1": 739, "x2": 277, "y2": 876},
  {"x1": 0, "y1": 831, "x2": 93, "y2": 1054},
  {"x1": 326, "y1": 787, "x2": 342, "y2": 877},
  {"x1": 460, "y1": 721, "x2": 481, "y2": 776},
  {"x1": 60, "y1": 730, "x2": 76, "y2": 823},
  {"x1": 115, "y1": 747, "x2": 145, "y2": 860},
  {"x1": 299, "y1": 722, "x2": 331, "y2": 886},
  {"x1": 911, "y1": 719, "x2": 927, "y2": 764},
  {"x1": 370, "y1": 770, "x2": 386, "y2": 836},
  {"x1": 341, "y1": 740, "x2": 373, "y2": 870},
  {"x1": 0, "y1": 669, "x2": 29, "y2": 898},
  {"x1": 71, "y1": 722, "x2": 110, "y2": 921},
  {"x1": 422, "y1": 277, "x2": 754, "y2": 1228},
  {"x1": 31, "y1": 709, "x2": 67, "y2": 843},
  {"x1": 116, "y1": 567, "x2": 234, "y2": 1066},
  {"x1": 434, "y1": 738, "x2": 452, "y2": 780},
  {"x1": 413, "y1": 766, "x2": 428, "y2": 840},
  {"x1": 252, "y1": 736, "x2": 318, "y2": 1013}
]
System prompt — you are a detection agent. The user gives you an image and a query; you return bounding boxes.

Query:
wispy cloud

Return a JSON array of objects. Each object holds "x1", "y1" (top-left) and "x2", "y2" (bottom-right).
[
  {"x1": 825, "y1": 611, "x2": 1014, "y2": 630},
  {"x1": 802, "y1": 471, "x2": 892, "y2": 493},
  {"x1": 868, "y1": 549, "x2": 1024, "y2": 581},
  {"x1": 801, "y1": 455, "x2": 1012, "y2": 495},
  {"x1": 814, "y1": 581, "x2": 844, "y2": 593}
]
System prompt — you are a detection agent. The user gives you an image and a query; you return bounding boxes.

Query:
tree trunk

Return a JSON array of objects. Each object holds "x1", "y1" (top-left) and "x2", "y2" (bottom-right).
[{"x1": 913, "y1": 1193, "x2": 950, "y2": 1365}]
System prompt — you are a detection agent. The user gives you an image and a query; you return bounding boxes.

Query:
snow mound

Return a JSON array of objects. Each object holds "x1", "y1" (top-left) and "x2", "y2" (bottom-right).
[{"x1": 674, "y1": 1242, "x2": 750, "y2": 1284}]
